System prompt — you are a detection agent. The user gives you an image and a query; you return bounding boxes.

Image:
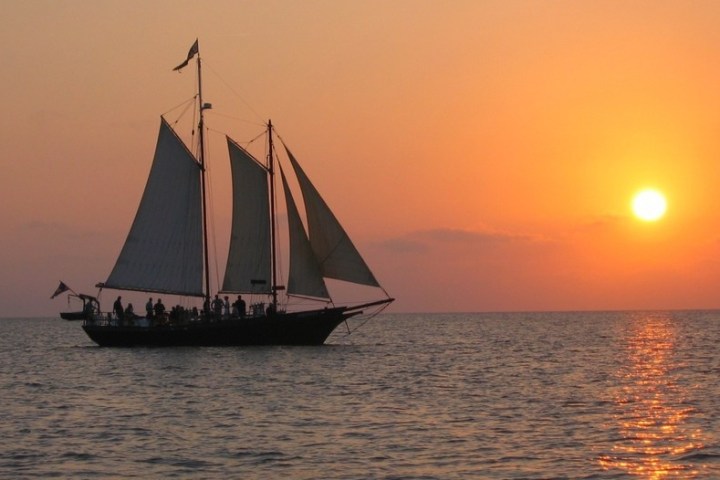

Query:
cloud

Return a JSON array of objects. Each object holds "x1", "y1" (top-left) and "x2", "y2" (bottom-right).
[
  {"x1": 22, "y1": 220, "x2": 116, "y2": 242},
  {"x1": 377, "y1": 227, "x2": 552, "y2": 254},
  {"x1": 379, "y1": 237, "x2": 429, "y2": 253},
  {"x1": 571, "y1": 214, "x2": 628, "y2": 233},
  {"x1": 8, "y1": 220, "x2": 121, "y2": 269}
]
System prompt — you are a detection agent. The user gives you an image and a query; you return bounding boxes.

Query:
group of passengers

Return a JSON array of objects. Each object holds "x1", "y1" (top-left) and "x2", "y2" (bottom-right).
[
  {"x1": 110, "y1": 294, "x2": 248, "y2": 325},
  {"x1": 210, "y1": 294, "x2": 246, "y2": 318},
  {"x1": 111, "y1": 296, "x2": 162, "y2": 325}
]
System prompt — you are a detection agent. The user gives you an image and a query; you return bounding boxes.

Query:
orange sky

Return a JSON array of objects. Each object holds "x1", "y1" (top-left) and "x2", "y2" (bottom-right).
[{"x1": 3, "y1": 0, "x2": 720, "y2": 316}]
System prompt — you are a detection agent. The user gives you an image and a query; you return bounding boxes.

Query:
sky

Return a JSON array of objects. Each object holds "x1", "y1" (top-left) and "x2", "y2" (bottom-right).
[{"x1": 3, "y1": 0, "x2": 720, "y2": 317}]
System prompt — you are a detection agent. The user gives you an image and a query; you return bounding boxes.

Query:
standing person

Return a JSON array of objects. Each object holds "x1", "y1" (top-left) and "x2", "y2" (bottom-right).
[
  {"x1": 146, "y1": 297, "x2": 154, "y2": 319},
  {"x1": 212, "y1": 294, "x2": 223, "y2": 317},
  {"x1": 154, "y1": 298, "x2": 166, "y2": 318},
  {"x1": 113, "y1": 296, "x2": 124, "y2": 322},
  {"x1": 83, "y1": 299, "x2": 95, "y2": 318},
  {"x1": 234, "y1": 295, "x2": 246, "y2": 318},
  {"x1": 223, "y1": 296, "x2": 230, "y2": 317}
]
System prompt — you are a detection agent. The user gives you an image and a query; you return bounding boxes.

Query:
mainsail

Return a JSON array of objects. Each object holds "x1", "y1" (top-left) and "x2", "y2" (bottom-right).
[
  {"x1": 221, "y1": 138, "x2": 272, "y2": 293},
  {"x1": 284, "y1": 146, "x2": 380, "y2": 287},
  {"x1": 105, "y1": 118, "x2": 204, "y2": 296}
]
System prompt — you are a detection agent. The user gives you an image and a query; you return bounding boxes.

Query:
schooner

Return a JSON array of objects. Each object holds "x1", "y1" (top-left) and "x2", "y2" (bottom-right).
[{"x1": 80, "y1": 40, "x2": 393, "y2": 346}]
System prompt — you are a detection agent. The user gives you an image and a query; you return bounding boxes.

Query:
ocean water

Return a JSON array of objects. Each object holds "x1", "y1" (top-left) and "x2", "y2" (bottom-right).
[{"x1": 1, "y1": 311, "x2": 719, "y2": 479}]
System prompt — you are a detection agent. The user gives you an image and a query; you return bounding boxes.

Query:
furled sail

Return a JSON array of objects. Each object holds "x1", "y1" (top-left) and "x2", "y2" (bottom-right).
[
  {"x1": 105, "y1": 118, "x2": 204, "y2": 296},
  {"x1": 280, "y1": 166, "x2": 330, "y2": 299},
  {"x1": 222, "y1": 138, "x2": 272, "y2": 293},
  {"x1": 284, "y1": 147, "x2": 380, "y2": 287}
]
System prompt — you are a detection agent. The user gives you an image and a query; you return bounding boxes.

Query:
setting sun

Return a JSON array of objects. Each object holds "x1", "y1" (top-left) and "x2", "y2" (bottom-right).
[{"x1": 632, "y1": 189, "x2": 667, "y2": 222}]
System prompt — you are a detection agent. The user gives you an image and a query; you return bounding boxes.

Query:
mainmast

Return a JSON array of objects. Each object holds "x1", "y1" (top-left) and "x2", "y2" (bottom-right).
[
  {"x1": 267, "y1": 120, "x2": 278, "y2": 311},
  {"x1": 196, "y1": 44, "x2": 212, "y2": 310}
]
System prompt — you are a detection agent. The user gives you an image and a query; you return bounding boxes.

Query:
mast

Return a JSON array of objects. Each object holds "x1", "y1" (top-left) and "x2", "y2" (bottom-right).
[
  {"x1": 267, "y1": 120, "x2": 278, "y2": 310},
  {"x1": 196, "y1": 44, "x2": 211, "y2": 310}
]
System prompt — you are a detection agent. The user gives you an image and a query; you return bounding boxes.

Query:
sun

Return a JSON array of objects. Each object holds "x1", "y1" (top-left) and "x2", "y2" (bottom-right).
[{"x1": 632, "y1": 189, "x2": 667, "y2": 222}]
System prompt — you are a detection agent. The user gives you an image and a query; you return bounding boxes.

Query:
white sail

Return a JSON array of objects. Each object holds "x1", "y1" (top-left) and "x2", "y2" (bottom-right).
[
  {"x1": 284, "y1": 147, "x2": 380, "y2": 287},
  {"x1": 105, "y1": 118, "x2": 204, "y2": 296},
  {"x1": 222, "y1": 138, "x2": 272, "y2": 293},
  {"x1": 280, "y1": 166, "x2": 330, "y2": 299}
]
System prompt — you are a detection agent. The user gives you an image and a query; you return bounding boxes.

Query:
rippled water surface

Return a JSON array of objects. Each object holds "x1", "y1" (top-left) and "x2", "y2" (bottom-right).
[{"x1": 1, "y1": 311, "x2": 720, "y2": 478}]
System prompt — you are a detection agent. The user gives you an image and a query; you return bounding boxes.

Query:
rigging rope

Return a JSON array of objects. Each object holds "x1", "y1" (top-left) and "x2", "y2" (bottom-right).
[
  {"x1": 343, "y1": 302, "x2": 392, "y2": 336},
  {"x1": 206, "y1": 110, "x2": 265, "y2": 129},
  {"x1": 163, "y1": 96, "x2": 197, "y2": 125},
  {"x1": 202, "y1": 59, "x2": 266, "y2": 125}
]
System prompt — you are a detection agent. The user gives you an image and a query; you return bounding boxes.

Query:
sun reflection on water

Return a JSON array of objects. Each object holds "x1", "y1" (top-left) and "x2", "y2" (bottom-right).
[{"x1": 599, "y1": 314, "x2": 705, "y2": 478}]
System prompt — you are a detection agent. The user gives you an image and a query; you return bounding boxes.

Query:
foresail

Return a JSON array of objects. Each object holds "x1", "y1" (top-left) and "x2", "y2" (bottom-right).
[
  {"x1": 280, "y1": 166, "x2": 330, "y2": 299},
  {"x1": 222, "y1": 138, "x2": 272, "y2": 293},
  {"x1": 105, "y1": 118, "x2": 204, "y2": 296},
  {"x1": 284, "y1": 147, "x2": 380, "y2": 287}
]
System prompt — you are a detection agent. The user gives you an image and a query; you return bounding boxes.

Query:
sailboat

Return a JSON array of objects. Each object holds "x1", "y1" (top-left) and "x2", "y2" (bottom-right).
[{"x1": 80, "y1": 41, "x2": 393, "y2": 346}]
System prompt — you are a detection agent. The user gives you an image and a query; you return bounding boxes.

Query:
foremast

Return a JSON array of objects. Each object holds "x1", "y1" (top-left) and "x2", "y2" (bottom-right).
[{"x1": 195, "y1": 42, "x2": 212, "y2": 310}]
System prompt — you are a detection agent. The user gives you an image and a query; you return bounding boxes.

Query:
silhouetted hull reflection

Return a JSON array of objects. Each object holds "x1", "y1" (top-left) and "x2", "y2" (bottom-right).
[{"x1": 82, "y1": 308, "x2": 351, "y2": 346}]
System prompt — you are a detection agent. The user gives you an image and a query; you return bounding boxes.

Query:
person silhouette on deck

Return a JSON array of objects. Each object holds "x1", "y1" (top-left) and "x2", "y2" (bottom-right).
[
  {"x1": 113, "y1": 296, "x2": 124, "y2": 321},
  {"x1": 154, "y1": 298, "x2": 165, "y2": 318},
  {"x1": 234, "y1": 295, "x2": 246, "y2": 318},
  {"x1": 146, "y1": 297, "x2": 154, "y2": 319},
  {"x1": 212, "y1": 294, "x2": 223, "y2": 317},
  {"x1": 223, "y1": 296, "x2": 230, "y2": 317}
]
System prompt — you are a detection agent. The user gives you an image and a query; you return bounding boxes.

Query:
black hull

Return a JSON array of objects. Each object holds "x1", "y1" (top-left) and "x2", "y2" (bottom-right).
[
  {"x1": 82, "y1": 308, "x2": 350, "y2": 347},
  {"x1": 61, "y1": 311, "x2": 87, "y2": 321}
]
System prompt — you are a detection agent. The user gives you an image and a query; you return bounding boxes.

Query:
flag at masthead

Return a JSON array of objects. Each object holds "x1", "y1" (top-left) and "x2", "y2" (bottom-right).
[{"x1": 173, "y1": 39, "x2": 199, "y2": 71}]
